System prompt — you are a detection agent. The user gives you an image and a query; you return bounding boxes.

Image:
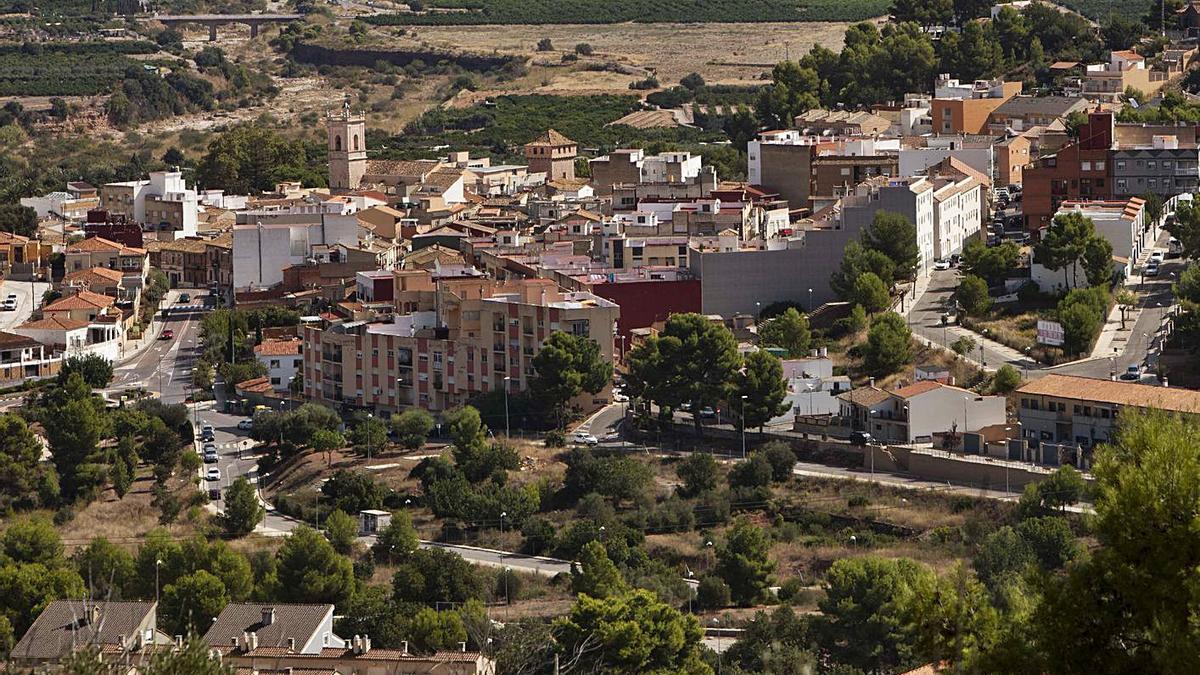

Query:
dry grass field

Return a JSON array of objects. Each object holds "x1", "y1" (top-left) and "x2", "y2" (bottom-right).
[{"x1": 409, "y1": 21, "x2": 857, "y2": 86}]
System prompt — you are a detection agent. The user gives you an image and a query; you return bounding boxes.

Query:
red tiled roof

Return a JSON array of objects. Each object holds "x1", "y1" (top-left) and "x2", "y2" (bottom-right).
[
  {"x1": 18, "y1": 316, "x2": 90, "y2": 331},
  {"x1": 44, "y1": 289, "x2": 116, "y2": 312},
  {"x1": 254, "y1": 339, "x2": 302, "y2": 357}
]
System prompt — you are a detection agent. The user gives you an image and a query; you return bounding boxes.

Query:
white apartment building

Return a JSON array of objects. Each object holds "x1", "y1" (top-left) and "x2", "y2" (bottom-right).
[
  {"x1": 931, "y1": 173, "x2": 985, "y2": 260},
  {"x1": 841, "y1": 176, "x2": 937, "y2": 276},
  {"x1": 254, "y1": 339, "x2": 303, "y2": 392},
  {"x1": 100, "y1": 171, "x2": 198, "y2": 240}
]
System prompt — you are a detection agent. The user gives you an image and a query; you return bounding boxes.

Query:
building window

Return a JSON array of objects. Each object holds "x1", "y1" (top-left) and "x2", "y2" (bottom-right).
[
  {"x1": 269, "y1": 359, "x2": 280, "y2": 368},
  {"x1": 1095, "y1": 161, "x2": 1105, "y2": 171},
  {"x1": 1081, "y1": 161, "x2": 1091, "y2": 171}
]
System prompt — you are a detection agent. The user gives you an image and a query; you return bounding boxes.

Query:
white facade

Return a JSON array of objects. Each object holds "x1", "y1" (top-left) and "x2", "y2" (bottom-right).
[
  {"x1": 106, "y1": 171, "x2": 199, "y2": 239},
  {"x1": 257, "y1": 351, "x2": 302, "y2": 392},
  {"x1": 232, "y1": 215, "x2": 361, "y2": 290},
  {"x1": 640, "y1": 151, "x2": 704, "y2": 183},
  {"x1": 20, "y1": 192, "x2": 86, "y2": 220},
  {"x1": 1054, "y1": 199, "x2": 1146, "y2": 281},
  {"x1": 932, "y1": 177, "x2": 985, "y2": 259},
  {"x1": 907, "y1": 387, "x2": 1007, "y2": 441}
]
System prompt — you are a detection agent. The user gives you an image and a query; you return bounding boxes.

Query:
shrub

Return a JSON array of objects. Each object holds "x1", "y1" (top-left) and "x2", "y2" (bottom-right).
[
  {"x1": 574, "y1": 43, "x2": 594, "y2": 55},
  {"x1": 696, "y1": 575, "x2": 731, "y2": 609},
  {"x1": 544, "y1": 430, "x2": 566, "y2": 447}
]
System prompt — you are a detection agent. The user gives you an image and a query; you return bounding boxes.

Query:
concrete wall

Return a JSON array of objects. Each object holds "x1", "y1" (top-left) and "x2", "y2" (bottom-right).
[
  {"x1": 690, "y1": 234, "x2": 851, "y2": 317},
  {"x1": 753, "y1": 143, "x2": 812, "y2": 208},
  {"x1": 864, "y1": 444, "x2": 1096, "y2": 492},
  {"x1": 909, "y1": 389, "x2": 1007, "y2": 441}
]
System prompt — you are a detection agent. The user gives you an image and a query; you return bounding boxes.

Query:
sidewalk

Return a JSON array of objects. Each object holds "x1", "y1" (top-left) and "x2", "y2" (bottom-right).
[{"x1": 117, "y1": 290, "x2": 177, "y2": 366}]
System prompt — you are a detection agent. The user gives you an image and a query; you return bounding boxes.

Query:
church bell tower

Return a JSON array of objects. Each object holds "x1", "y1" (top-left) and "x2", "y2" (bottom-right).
[{"x1": 327, "y1": 99, "x2": 366, "y2": 192}]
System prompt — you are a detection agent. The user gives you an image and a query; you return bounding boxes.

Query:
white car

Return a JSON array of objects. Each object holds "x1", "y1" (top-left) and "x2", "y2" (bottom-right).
[
  {"x1": 933, "y1": 259, "x2": 951, "y2": 271},
  {"x1": 572, "y1": 431, "x2": 599, "y2": 446},
  {"x1": 1149, "y1": 251, "x2": 1165, "y2": 264},
  {"x1": 205, "y1": 467, "x2": 221, "y2": 481},
  {"x1": 612, "y1": 392, "x2": 629, "y2": 403},
  {"x1": 237, "y1": 418, "x2": 254, "y2": 430}
]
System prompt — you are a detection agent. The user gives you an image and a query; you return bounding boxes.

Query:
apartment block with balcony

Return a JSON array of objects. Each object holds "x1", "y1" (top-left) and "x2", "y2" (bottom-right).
[{"x1": 302, "y1": 276, "x2": 618, "y2": 416}]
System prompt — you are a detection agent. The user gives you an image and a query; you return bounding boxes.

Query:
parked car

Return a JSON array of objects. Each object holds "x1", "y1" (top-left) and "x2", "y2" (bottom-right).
[
  {"x1": 1145, "y1": 263, "x2": 1160, "y2": 277},
  {"x1": 203, "y1": 450, "x2": 218, "y2": 464},
  {"x1": 612, "y1": 392, "x2": 629, "y2": 403},
  {"x1": 572, "y1": 431, "x2": 599, "y2": 446},
  {"x1": 0, "y1": 298, "x2": 14, "y2": 311},
  {"x1": 1121, "y1": 364, "x2": 1141, "y2": 381},
  {"x1": 849, "y1": 431, "x2": 874, "y2": 447},
  {"x1": 200, "y1": 424, "x2": 215, "y2": 442},
  {"x1": 1149, "y1": 251, "x2": 1165, "y2": 264},
  {"x1": 237, "y1": 418, "x2": 254, "y2": 430},
  {"x1": 698, "y1": 406, "x2": 717, "y2": 419},
  {"x1": 933, "y1": 259, "x2": 951, "y2": 271},
  {"x1": 205, "y1": 467, "x2": 221, "y2": 481}
]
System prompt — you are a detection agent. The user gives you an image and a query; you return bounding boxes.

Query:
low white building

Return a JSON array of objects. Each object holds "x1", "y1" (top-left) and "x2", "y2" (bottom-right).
[
  {"x1": 839, "y1": 380, "x2": 1007, "y2": 443},
  {"x1": 1054, "y1": 198, "x2": 1147, "y2": 280},
  {"x1": 254, "y1": 338, "x2": 303, "y2": 392},
  {"x1": 931, "y1": 171, "x2": 986, "y2": 260}
]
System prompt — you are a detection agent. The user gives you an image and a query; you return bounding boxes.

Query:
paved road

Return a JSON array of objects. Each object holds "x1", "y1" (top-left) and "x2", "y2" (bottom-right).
[
  {"x1": 0, "y1": 278, "x2": 49, "y2": 332},
  {"x1": 110, "y1": 291, "x2": 207, "y2": 405},
  {"x1": 911, "y1": 243, "x2": 1188, "y2": 381}
]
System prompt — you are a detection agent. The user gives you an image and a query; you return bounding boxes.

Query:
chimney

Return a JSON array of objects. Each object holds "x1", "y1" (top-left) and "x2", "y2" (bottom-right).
[
  {"x1": 287, "y1": 637, "x2": 295, "y2": 652},
  {"x1": 232, "y1": 637, "x2": 239, "y2": 651},
  {"x1": 249, "y1": 632, "x2": 258, "y2": 651},
  {"x1": 117, "y1": 634, "x2": 126, "y2": 650},
  {"x1": 261, "y1": 607, "x2": 275, "y2": 626},
  {"x1": 363, "y1": 636, "x2": 371, "y2": 653},
  {"x1": 88, "y1": 605, "x2": 101, "y2": 626},
  {"x1": 820, "y1": 346, "x2": 828, "y2": 357},
  {"x1": 459, "y1": 642, "x2": 467, "y2": 652},
  {"x1": 869, "y1": 377, "x2": 875, "y2": 387},
  {"x1": 401, "y1": 641, "x2": 409, "y2": 655},
  {"x1": 174, "y1": 635, "x2": 183, "y2": 648}
]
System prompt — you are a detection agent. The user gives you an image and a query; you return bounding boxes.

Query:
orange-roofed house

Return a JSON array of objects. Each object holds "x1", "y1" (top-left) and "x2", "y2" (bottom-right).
[
  {"x1": 25, "y1": 290, "x2": 126, "y2": 361},
  {"x1": 839, "y1": 379, "x2": 1006, "y2": 443},
  {"x1": 1016, "y1": 374, "x2": 1200, "y2": 457},
  {"x1": 64, "y1": 236, "x2": 149, "y2": 291},
  {"x1": 62, "y1": 266, "x2": 129, "y2": 301},
  {"x1": 254, "y1": 338, "x2": 303, "y2": 392}
]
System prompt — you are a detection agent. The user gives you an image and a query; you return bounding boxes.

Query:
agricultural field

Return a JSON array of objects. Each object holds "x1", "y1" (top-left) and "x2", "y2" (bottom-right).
[
  {"x1": 0, "y1": 41, "x2": 159, "y2": 96},
  {"x1": 366, "y1": 0, "x2": 889, "y2": 24},
  {"x1": 1061, "y1": 0, "x2": 1153, "y2": 20},
  {"x1": 404, "y1": 21, "x2": 854, "y2": 86}
]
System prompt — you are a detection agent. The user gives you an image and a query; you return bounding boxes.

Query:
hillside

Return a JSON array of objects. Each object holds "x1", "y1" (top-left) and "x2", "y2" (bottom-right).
[{"x1": 366, "y1": 0, "x2": 890, "y2": 25}]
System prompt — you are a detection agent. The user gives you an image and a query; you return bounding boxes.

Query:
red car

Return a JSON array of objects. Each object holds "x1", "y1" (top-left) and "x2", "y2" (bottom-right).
[{"x1": 160, "y1": 329, "x2": 174, "y2": 340}]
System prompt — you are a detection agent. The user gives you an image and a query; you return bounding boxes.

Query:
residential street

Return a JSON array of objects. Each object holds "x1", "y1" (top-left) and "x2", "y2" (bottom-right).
[
  {"x1": 0, "y1": 278, "x2": 49, "y2": 332},
  {"x1": 909, "y1": 234, "x2": 1187, "y2": 382}
]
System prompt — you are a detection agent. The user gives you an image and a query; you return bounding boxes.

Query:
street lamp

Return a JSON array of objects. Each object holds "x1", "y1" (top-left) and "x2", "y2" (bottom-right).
[
  {"x1": 366, "y1": 413, "x2": 374, "y2": 463},
  {"x1": 503, "y1": 376, "x2": 512, "y2": 439},
  {"x1": 155, "y1": 559, "x2": 162, "y2": 606},
  {"x1": 808, "y1": 287, "x2": 813, "y2": 312},
  {"x1": 979, "y1": 328, "x2": 988, "y2": 367},
  {"x1": 805, "y1": 382, "x2": 814, "y2": 415},
  {"x1": 499, "y1": 511, "x2": 507, "y2": 536},
  {"x1": 739, "y1": 395, "x2": 749, "y2": 459}
]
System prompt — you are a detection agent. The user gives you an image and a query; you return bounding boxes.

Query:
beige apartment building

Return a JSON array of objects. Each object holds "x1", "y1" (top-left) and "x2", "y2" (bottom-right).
[{"x1": 302, "y1": 274, "x2": 618, "y2": 415}]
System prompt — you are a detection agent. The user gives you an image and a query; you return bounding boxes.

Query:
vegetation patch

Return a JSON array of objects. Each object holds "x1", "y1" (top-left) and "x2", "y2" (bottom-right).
[{"x1": 365, "y1": 0, "x2": 889, "y2": 25}]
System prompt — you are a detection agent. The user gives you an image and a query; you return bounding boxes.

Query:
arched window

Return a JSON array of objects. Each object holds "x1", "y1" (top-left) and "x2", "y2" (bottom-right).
[
  {"x1": 334, "y1": 135, "x2": 342, "y2": 151},
  {"x1": 353, "y1": 134, "x2": 359, "y2": 151}
]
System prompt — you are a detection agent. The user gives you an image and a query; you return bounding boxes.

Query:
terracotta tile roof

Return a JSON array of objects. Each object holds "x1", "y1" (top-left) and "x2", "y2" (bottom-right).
[
  {"x1": 364, "y1": 159, "x2": 441, "y2": 178},
  {"x1": 0, "y1": 331, "x2": 40, "y2": 349},
  {"x1": 18, "y1": 316, "x2": 90, "y2": 331},
  {"x1": 203, "y1": 604, "x2": 334, "y2": 651},
  {"x1": 158, "y1": 238, "x2": 209, "y2": 254},
  {"x1": 837, "y1": 386, "x2": 892, "y2": 406},
  {"x1": 892, "y1": 380, "x2": 950, "y2": 398},
  {"x1": 0, "y1": 230, "x2": 31, "y2": 245},
  {"x1": 1016, "y1": 374, "x2": 1200, "y2": 415},
  {"x1": 65, "y1": 236, "x2": 146, "y2": 256},
  {"x1": 526, "y1": 128, "x2": 575, "y2": 147},
  {"x1": 11, "y1": 601, "x2": 155, "y2": 661},
  {"x1": 44, "y1": 289, "x2": 116, "y2": 312},
  {"x1": 64, "y1": 267, "x2": 124, "y2": 285},
  {"x1": 254, "y1": 339, "x2": 302, "y2": 356}
]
